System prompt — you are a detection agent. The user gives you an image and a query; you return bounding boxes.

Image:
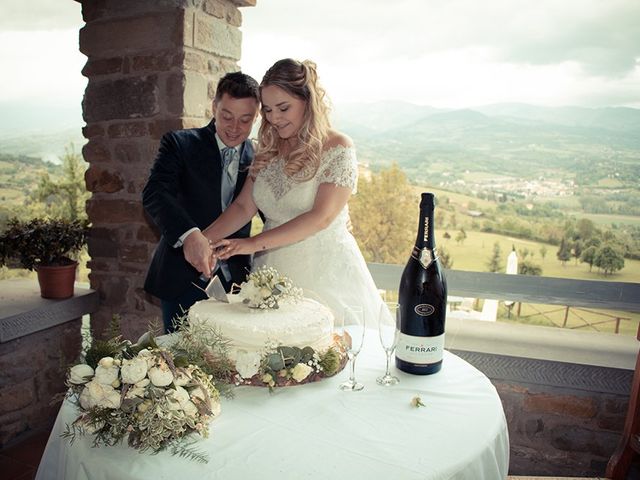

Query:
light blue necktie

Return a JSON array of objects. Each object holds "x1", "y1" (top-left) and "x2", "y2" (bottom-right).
[
  {"x1": 216, "y1": 146, "x2": 238, "y2": 282},
  {"x1": 220, "y1": 146, "x2": 238, "y2": 210}
]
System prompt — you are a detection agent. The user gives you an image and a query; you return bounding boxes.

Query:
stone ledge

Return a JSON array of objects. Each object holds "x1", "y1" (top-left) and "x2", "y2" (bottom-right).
[
  {"x1": 0, "y1": 280, "x2": 99, "y2": 343},
  {"x1": 445, "y1": 316, "x2": 637, "y2": 370}
]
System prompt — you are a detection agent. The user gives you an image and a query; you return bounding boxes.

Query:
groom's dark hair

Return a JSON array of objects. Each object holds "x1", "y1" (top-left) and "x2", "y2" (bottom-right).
[{"x1": 214, "y1": 72, "x2": 259, "y2": 103}]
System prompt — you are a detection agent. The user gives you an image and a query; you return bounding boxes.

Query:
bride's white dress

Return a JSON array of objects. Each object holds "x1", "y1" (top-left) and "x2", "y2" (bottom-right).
[{"x1": 252, "y1": 145, "x2": 382, "y2": 325}]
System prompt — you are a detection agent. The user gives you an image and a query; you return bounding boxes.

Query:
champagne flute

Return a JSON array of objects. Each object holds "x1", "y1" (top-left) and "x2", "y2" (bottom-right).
[
  {"x1": 338, "y1": 305, "x2": 366, "y2": 391},
  {"x1": 376, "y1": 302, "x2": 400, "y2": 386}
]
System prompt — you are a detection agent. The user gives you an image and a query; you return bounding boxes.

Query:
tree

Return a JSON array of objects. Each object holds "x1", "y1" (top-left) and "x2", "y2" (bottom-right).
[
  {"x1": 571, "y1": 240, "x2": 583, "y2": 265},
  {"x1": 594, "y1": 244, "x2": 625, "y2": 275},
  {"x1": 486, "y1": 242, "x2": 503, "y2": 273},
  {"x1": 349, "y1": 164, "x2": 414, "y2": 264},
  {"x1": 518, "y1": 259, "x2": 542, "y2": 276},
  {"x1": 438, "y1": 245, "x2": 453, "y2": 269},
  {"x1": 539, "y1": 245, "x2": 547, "y2": 260},
  {"x1": 580, "y1": 245, "x2": 597, "y2": 271},
  {"x1": 455, "y1": 228, "x2": 467, "y2": 245},
  {"x1": 556, "y1": 237, "x2": 571, "y2": 265},
  {"x1": 33, "y1": 145, "x2": 89, "y2": 221}
]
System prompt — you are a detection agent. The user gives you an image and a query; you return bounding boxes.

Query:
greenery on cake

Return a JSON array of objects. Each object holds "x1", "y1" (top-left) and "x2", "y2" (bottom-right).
[
  {"x1": 233, "y1": 342, "x2": 346, "y2": 390},
  {"x1": 61, "y1": 317, "x2": 234, "y2": 463},
  {"x1": 237, "y1": 265, "x2": 303, "y2": 309}
]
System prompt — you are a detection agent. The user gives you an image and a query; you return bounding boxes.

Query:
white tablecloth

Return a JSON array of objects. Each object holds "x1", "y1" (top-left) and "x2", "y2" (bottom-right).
[{"x1": 36, "y1": 329, "x2": 509, "y2": 480}]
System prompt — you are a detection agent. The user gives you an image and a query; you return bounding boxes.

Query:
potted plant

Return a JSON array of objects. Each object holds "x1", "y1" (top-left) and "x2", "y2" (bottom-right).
[{"x1": 0, "y1": 217, "x2": 89, "y2": 299}]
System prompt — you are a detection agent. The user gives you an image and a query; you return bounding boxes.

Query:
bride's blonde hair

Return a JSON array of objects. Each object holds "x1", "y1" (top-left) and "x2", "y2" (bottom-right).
[{"x1": 252, "y1": 59, "x2": 331, "y2": 180}]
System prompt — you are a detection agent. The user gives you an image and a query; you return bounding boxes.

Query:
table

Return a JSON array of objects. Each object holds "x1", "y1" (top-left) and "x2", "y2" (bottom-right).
[{"x1": 35, "y1": 329, "x2": 509, "y2": 480}]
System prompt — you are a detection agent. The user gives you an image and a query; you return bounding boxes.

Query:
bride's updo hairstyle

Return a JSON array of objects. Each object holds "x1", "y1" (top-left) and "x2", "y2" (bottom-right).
[{"x1": 253, "y1": 58, "x2": 331, "y2": 180}]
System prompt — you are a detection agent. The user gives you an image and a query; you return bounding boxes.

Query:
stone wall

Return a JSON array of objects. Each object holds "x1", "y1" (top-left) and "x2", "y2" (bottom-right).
[
  {"x1": 0, "y1": 280, "x2": 98, "y2": 447},
  {"x1": 453, "y1": 350, "x2": 631, "y2": 477},
  {"x1": 77, "y1": 0, "x2": 256, "y2": 340}
]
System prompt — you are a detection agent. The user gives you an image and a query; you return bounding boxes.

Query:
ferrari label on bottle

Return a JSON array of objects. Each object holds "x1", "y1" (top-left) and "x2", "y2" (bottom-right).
[{"x1": 396, "y1": 332, "x2": 445, "y2": 364}]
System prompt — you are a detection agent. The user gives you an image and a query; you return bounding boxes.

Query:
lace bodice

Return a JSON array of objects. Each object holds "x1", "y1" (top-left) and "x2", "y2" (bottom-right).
[
  {"x1": 251, "y1": 144, "x2": 382, "y2": 328},
  {"x1": 252, "y1": 145, "x2": 358, "y2": 228}
]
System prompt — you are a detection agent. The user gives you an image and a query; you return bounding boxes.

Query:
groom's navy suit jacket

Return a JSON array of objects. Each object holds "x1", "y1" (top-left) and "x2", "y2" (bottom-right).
[{"x1": 142, "y1": 119, "x2": 253, "y2": 300}]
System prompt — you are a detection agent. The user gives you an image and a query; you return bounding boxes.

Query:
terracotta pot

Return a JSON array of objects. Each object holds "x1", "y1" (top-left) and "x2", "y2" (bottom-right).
[{"x1": 36, "y1": 262, "x2": 78, "y2": 299}]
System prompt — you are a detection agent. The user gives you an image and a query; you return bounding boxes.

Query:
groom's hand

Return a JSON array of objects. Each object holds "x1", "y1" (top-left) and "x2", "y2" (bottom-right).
[{"x1": 183, "y1": 230, "x2": 213, "y2": 276}]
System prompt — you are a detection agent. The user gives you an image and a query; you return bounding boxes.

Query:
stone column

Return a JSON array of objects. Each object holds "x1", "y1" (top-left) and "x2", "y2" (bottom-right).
[{"x1": 77, "y1": 0, "x2": 256, "y2": 340}]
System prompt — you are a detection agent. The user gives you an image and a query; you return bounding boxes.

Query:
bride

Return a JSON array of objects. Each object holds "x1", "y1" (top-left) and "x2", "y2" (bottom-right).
[{"x1": 204, "y1": 58, "x2": 382, "y2": 325}]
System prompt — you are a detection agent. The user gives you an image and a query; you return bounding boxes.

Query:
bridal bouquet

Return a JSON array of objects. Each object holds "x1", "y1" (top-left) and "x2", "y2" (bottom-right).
[
  {"x1": 237, "y1": 266, "x2": 302, "y2": 309},
  {"x1": 62, "y1": 319, "x2": 233, "y2": 463}
]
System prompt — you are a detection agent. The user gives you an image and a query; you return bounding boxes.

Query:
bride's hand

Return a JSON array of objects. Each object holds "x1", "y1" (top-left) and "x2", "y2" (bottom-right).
[{"x1": 211, "y1": 238, "x2": 255, "y2": 260}]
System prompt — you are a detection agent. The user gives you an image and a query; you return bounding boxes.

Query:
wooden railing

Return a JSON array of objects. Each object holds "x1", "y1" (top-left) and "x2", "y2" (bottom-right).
[{"x1": 367, "y1": 263, "x2": 640, "y2": 314}]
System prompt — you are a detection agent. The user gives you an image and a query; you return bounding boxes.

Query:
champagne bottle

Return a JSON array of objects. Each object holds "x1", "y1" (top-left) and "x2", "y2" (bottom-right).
[{"x1": 396, "y1": 192, "x2": 447, "y2": 375}]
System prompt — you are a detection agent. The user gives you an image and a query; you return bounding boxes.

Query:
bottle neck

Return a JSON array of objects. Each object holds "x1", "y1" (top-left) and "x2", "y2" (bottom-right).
[{"x1": 415, "y1": 207, "x2": 435, "y2": 250}]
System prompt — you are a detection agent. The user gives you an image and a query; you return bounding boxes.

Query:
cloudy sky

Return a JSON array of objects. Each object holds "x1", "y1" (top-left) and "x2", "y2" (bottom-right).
[{"x1": 1, "y1": 0, "x2": 639, "y2": 116}]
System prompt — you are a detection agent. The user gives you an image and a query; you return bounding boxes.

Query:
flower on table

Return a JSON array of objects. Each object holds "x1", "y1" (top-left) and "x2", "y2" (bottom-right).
[
  {"x1": 120, "y1": 356, "x2": 149, "y2": 384},
  {"x1": 410, "y1": 395, "x2": 426, "y2": 408},
  {"x1": 79, "y1": 380, "x2": 121, "y2": 409},
  {"x1": 68, "y1": 364, "x2": 94, "y2": 385},
  {"x1": 94, "y1": 357, "x2": 120, "y2": 386},
  {"x1": 291, "y1": 363, "x2": 313, "y2": 382},
  {"x1": 235, "y1": 350, "x2": 261, "y2": 379},
  {"x1": 63, "y1": 327, "x2": 227, "y2": 464}
]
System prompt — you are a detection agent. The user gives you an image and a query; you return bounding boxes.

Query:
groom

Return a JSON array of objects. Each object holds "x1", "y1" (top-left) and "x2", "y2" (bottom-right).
[{"x1": 143, "y1": 72, "x2": 260, "y2": 333}]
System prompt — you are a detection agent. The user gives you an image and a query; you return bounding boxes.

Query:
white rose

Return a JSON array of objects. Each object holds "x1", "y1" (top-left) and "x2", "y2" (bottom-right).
[
  {"x1": 69, "y1": 364, "x2": 94, "y2": 385},
  {"x1": 291, "y1": 363, "x2": 313, "y2": 382},
  {"x1": 94, "y1": 361, "x2": 119, "y2": 386},
  {"x1": 124, "y1": 386, "x2": 146, "y2": 399},
  {"x1": 148, "y1": 364, "x2": 174, "y2": 387},
  {"x1": 80, "y1": 380, "x2": 121, "y2": 409},
  {"x1": 137, "y1": 349, "x2": 155, "y2": 368},
  {"x1": 135, "y1": 378, "x2": 150, "y2": 388},
  {"x1": 98, "y1": 357, "x2": 114, "y2": 368},
  {"x1": 120, "y1": 357, "x2": 148, "y2": 384},
  {"x1": 173, "y1": 368, "x2": 193, "y2": 387},
  {"x1": 182, "y1": 400, "x2": 198, "y2": 418},
  {"x1": 235, "y1": 350, "x2": 261, "y2": 379},
  {"x1": 189, "y1": 386, "x2": 208, "y2": 402}
]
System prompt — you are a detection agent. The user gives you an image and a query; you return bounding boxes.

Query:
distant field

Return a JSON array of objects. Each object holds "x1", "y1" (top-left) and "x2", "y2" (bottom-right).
[{"x1": 570, "y1": 212, "x2": 640, "y2": 227}]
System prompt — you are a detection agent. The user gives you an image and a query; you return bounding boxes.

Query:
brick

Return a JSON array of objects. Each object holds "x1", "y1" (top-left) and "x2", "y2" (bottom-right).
[
  {"x1": 107, "y1": 121, "x2": 148, "y2": 138},
  {"x1": 121, "y1": 243, "x2": 149, "y2": 263},
  {"x1": 183, "y1": 71, "x2": 209, "y2": 118},
  {"x1": 194, "y1": 14, "x2": 241, "y2": 60},
  {"x1": 184, "y1": 50, "x2": 208, "y2": 73},
  {"x1": 0, "y1": 380, "x2": 34, "y2": 414},
  {"x1": 226, "y1": 6, "x2": 242, "y2": 27},
  {"x1": 82, "y1": 124, "x2": 105, "y2": 139},
  {"x1": 83, "y1": 76, "x2": 160, "y2": 122},
  {"x1": 114, "y1": 142, "x2": 141, "y2": 164},
  {"x1": 524, "y1": 392, "x2": 597, "y2": 418},
  {"x1": 82, "y1": 140, "x2": 111, "y2": 164},
  {"x1": 87, "y1": 227, "x2": 119, "y2": 258},
  {"x1": 79, "y1": 12, "x2": 185, "y2": 57},
  {"x1": 132, "y1": 51, "x2": 180, "y2": 72},
  {"x1": 550, "y1": 424, "x2": 619, "y2": 457},
  {"x1": 87, "y1": 198, "x2": 146, "y2": 224},
  {"x1": 137, "y1": 225, "x2": 160, "y2": 243},
  {"x1": 148, "y1": 118, "x2": 186, "y2": 139},
  {"x1": 85, "y1": 166, "x2": 124, "y2": 193},
  {"x1": 81, "y1": 57, "x2": 123, "y2": 76},
  {"x1": 165, "y1": 73, "x2": 186, "y2": 115},
  {"x1": 203, "y1": 0, "x2": 225, "y2": 18}
]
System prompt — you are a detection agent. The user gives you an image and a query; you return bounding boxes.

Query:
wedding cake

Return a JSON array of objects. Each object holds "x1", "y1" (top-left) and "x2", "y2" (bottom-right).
[{"x1": 188, "y1": 267, "x2": 345, "y2": 387}]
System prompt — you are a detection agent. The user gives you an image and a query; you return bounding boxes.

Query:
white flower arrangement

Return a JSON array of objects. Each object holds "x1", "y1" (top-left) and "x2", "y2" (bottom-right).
[
  {"x1": 62, "y1": 320, "x2": 233, "y2": 464},
  {"x1": 237, "y1": 266, "x2": 302, "y2": 309}
]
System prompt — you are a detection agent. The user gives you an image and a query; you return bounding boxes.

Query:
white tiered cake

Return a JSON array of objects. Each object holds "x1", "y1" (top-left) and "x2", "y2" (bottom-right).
[
  {"x1": 187, "y1": 267, "x2": 345, "y2": 387},
  {"x1": 188, "y1": 295, "x2": 335, "y2": 361}
]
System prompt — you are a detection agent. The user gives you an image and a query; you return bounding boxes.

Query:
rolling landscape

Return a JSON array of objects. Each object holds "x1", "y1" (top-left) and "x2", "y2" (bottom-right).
[{"x1": 1, "y1": 101, "x2": 639, "y2": 335}]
